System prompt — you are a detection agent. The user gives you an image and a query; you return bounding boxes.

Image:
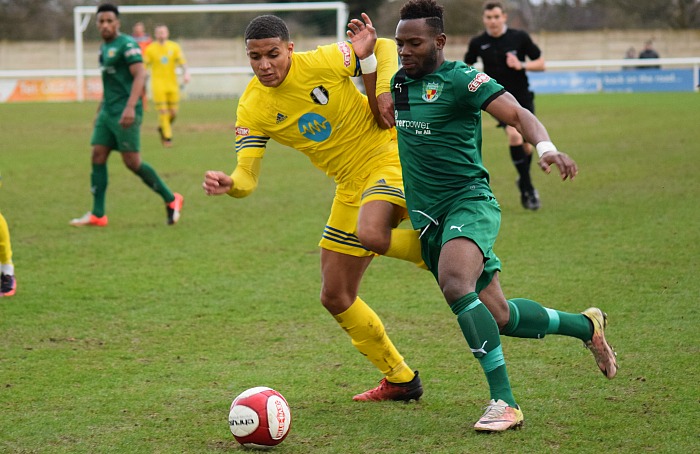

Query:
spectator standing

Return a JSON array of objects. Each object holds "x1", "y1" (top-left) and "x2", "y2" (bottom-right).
[{"x1": 638, "y1": 40, "x2": 661, "y2": 69}]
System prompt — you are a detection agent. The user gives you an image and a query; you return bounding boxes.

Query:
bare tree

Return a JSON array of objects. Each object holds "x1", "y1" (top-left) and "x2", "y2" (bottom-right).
[{"x1": 0, "y1": 0, "x2": 697, "y2": 41}]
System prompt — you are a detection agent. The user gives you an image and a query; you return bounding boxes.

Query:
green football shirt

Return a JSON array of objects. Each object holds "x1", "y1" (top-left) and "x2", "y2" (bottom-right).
[
  {"x1": 98, "y1": 34, "x2": 143, "y2": 116},
  {"x1": 391, "y1": 60, "x2": 505, "y2": 229}
]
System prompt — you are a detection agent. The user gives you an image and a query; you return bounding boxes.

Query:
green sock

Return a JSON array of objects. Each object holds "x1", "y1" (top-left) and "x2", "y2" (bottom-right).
[
  {"x1": 135, "y1": 162, "x2": 174, "y2": 203},
  {"x1": 91, "y1": 163, "x2": 108, "y2": 217},
  {"x1": 451, "y1": 293, "x2": 516, "y2": 407},
  {"x1": 503, "y1": 298, "x2": 593, "y2": 342}
]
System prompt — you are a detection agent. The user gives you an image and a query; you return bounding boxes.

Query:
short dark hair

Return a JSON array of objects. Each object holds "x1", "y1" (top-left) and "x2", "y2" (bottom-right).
[
  {"x1": 244, "y1": 15, "x2": 290, "y2": 41},
  {"x1": 399, "y1": 0, "x2": 444, "y2": 35},
  {"x1": 97, "y1": 3, "x2": 119, "y2": 16},
  {"x1": 483, "y1": 2, "x2": 505, "y2": 12}
]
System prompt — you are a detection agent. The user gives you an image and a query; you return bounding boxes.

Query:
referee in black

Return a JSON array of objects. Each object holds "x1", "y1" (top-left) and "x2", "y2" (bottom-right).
[{"x1": 465, "y1": 1, "x2": 545, "y2": 210}]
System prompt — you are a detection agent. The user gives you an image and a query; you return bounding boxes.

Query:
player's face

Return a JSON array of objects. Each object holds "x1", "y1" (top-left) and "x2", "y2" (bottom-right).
[
  {"x1": 395, "y1": 19, "x2": 444, "y2": 79},
  {"x1": 155, "y1": 26, "x2": 169, "y2": 42},
  {"x1": 246, "y1": 38, "x2": 294, "y2": 88},
  {"x1": 132, "y1": 23, "x2": 145, "y2": 37},
  {"x1": 483, "y1": 7, "x2": 507, "y2": 37},
  {"x1": 97, "y1": 12, "x2": 120, "y2": 42}
]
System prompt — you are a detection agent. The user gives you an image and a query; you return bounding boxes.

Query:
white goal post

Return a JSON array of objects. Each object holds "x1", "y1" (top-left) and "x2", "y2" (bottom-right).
[{"x1": 73, "y1": 2, "x2": 349, "y2": 101}]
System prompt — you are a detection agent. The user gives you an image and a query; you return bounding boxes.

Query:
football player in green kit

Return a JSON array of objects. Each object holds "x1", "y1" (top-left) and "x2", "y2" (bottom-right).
[
  {"x1": 351, "y1": 0, "x2": 618, "y2": 432},
  {"x1": 70, "y1": 3, "x2": 183, "y2": 227}
]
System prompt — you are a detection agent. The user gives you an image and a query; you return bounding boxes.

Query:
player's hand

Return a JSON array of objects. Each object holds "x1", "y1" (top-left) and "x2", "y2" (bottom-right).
[
  {"x1": 505, "y1": 52, "x2": 523, "y2": 70},
  {"x1": 377, "y1": 92, "x2": 395, "y2": 128},
  {"x1": 119, "y1": 105, "x2": 136, "y2": 128},
  {"x1": 347, "y1": 13, "x2": 376, "y2": 59},
  {"x1": 203, "y1": 170, "x2": 233, "y2": 195},
  {"x1": 538, "y1": 151, "x2": 578, "y2": 181}
]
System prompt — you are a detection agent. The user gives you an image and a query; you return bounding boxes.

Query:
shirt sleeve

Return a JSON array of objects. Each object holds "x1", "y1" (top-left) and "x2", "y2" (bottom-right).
[
  {"x1": 123, "y1": 39, "x2": 143, "y2": 65},
  {"x1": 454, "y1": 66, "x2": 504, "y2": 111},
  {"x1": 175, "y1": 43, "x2": 187, "y2": 65},
  {"x1": 235, "y1": 102, "x2": 270, "y2": 160},
  {"x1": 374, "y1": 38, "x2": 399, "y2": 96},
  {"x1": 521, "y1": 32, "x2": 541, "y2": 61},
  {"x1": 464, "y1": 38, "x2": 479, "y2": 65},
  {"x1": 227, "y1": 155, "x2": 261, "y2": 198},
  {"x1": 313, "y1": 42, "x2": 361, "y2": 78}
]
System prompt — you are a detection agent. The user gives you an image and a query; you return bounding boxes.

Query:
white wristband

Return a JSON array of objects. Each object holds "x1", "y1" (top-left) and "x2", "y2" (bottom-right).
[
  {"x1": 536, "y1": 141, "x2": 558, "y2": 158},
  {"x1": 359, "y1": 53, "x2": 378, "y2": 74}
]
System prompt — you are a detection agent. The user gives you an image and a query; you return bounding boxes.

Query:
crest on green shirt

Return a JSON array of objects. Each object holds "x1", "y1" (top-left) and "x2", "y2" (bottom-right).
[{"x1": 421, "y1": 81, "x2": 443, "y2": 102}]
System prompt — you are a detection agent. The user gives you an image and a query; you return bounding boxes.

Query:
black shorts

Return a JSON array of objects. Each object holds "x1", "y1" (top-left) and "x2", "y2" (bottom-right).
[{"x1": 497, "y1": 90, "x2": 535, "y2": 128}]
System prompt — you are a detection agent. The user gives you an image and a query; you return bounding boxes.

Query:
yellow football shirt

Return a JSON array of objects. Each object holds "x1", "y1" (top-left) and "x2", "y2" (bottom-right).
[
  {"x1": 144, "y1": 40, "x2": 186, "y2": 89},
  {"x1": 235, "y1": 38, "x2": 398, "y2": 185}
]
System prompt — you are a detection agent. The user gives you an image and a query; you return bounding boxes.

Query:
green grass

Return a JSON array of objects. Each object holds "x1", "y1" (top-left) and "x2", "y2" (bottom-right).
[{"x1": 0, "y1": 92, "x2": 698, "y2": 453}]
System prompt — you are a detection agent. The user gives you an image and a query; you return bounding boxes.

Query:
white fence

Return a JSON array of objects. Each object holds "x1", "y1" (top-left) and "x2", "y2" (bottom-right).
[{"x1": 1, "y1": 57, "x2": 698, "y2": 102}]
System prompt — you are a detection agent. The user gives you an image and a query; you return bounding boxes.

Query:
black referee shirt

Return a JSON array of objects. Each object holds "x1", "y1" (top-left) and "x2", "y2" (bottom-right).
[{"x1": 464, "y1": 28, "x2": 541, "y2": 96}]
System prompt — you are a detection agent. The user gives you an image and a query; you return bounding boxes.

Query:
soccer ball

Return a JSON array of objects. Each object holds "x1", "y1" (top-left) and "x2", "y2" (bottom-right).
[{"x1": 228, "y1": 387, "x2": 292, "y2": 449}]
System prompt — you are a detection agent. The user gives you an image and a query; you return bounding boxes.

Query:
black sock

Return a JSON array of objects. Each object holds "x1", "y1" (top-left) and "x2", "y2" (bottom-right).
[{"x1": 510, "y1": 145, "x2": 533, "y2": 192}]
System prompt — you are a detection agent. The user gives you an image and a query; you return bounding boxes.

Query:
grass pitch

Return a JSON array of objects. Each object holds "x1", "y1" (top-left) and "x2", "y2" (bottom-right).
[{"x1": 0, "y1": 92, "x2": 698, "y2": 453}]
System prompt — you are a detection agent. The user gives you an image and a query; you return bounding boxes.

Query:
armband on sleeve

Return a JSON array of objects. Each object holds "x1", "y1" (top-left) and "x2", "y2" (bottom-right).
[
  {"x1": 375, "y1": 38, "x2": 399, "y2": 96},
  {"x1": 227, "y1": 156, "x2": 262, "y2": 198}
]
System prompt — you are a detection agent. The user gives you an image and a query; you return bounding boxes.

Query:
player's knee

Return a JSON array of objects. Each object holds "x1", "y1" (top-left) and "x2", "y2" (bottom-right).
[
  {"x1": 490, "y1": 304, "x2": 510, "y2": 329},
  {"x1": 319, "y1": 287, "x2": 354, "y2": 315},
  {"x1": 357, "y1": 225, "x2": 390, "y2": 255},
  {"x1": 440, "y1": 280, "x2": 470, "y2": 306}
]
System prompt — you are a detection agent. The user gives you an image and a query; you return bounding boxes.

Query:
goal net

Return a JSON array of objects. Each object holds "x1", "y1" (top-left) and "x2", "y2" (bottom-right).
[{"x1": 73, "y1": 2, "x2": 349, "y2": 100}]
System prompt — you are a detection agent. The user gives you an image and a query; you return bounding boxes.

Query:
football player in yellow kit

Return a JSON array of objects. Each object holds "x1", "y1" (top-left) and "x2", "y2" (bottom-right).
[
  {"x1": 144, "y1": 24, "x2": 190, "y2": 147},
  {"x1": 203, "y1": 15, "x2": 424, "y2": 402},
  {"x1": 0, "y1": 172, "x2": 17, "y2": 297}
]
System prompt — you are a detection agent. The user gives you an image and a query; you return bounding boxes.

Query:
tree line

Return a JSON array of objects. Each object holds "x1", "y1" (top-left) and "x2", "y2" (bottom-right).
[{"x1": 0, "y1": 0, "x2": 697, "y2": 41}]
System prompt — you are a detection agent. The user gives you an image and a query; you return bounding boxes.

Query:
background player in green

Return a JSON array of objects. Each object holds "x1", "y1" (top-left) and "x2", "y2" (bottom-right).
[
  {"x1": 358, "y1": 0, "x2": 618, "y2": 432},
  {"x1": 70, "y1": 3, "x2": 183, "y2": 227}
]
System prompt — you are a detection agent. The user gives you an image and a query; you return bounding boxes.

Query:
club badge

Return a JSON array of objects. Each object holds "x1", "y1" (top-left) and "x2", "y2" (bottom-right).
[
  {"x1": 310, "y1": 86, "x2": 329, "y2": 105},
  {"x1": 422, "y1": 81, "x2": 443, "y2": 102}
]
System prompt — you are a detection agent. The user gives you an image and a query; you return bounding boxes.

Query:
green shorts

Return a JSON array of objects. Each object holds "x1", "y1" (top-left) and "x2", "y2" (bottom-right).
[
  {"x1": 420, "y1": 194, "x2": 502, "y2": 293},
  {"x1": 91, "y1": 111, "x2": 141, "y2": 152}
]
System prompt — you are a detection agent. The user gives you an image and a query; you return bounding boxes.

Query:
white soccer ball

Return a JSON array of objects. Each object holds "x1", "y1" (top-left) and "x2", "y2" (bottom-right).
[{"x1": 228, "y1": 386, "x2": 292, "y2": 449}]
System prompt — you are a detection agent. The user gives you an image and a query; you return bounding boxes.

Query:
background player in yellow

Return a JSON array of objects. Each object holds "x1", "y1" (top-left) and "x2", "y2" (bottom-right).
[
  {"x1": 0, "y1": 172, "x2": 17, "y2": 297},
  {"x1": 203, "y1": 15, "x2": 426, "y2": 402},
  {"x1": 144, "y1": 24, "x2": 190, "y2": 147}
]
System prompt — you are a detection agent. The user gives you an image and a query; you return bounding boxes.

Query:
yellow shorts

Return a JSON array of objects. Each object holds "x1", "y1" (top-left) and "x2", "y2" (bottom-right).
[
  {"x1": 319, "y1": 142, "x2": 407, "y2": 257},
  {"x1": 151, "y1": 82, "x2": 180, "y2": 110}
]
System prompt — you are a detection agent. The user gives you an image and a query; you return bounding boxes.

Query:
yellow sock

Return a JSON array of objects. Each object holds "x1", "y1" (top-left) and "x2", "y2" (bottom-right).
[
  {"x1": 384, "y1": 228, "x2": 426, "y2": 269},
  {"x1": 158, "y1": 112, "x2": 172, "y2": 139},
  {"x1": 334, "y1": 297, "x2": 415, "y2": 383},
  {"x1": 0, "y1": 213, "x2": 12, "y2": 263}
]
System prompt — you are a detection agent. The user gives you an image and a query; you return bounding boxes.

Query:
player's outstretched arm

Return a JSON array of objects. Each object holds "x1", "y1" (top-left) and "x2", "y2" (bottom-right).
[
  {"x1": 203, "y1": 157, "x2": 261, "y2": 198},
  {"x1": 203, "y1": 171, "x2": 233, "y2": 196},
  {"x1": 486, "y1": 91, "x2": 578, "y2": 180},
  {"x1": 348, "y1": 13, "x2": 395, "y2": 129}
]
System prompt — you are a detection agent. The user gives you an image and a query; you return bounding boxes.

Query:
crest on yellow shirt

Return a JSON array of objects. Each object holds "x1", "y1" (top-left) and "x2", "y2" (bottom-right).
[
  {"x1": 310, "y1": 86, "x2": 329, "y2": 105},
  {"x1": 422, "y1": 81, "x2": 442, "y2": 102}
]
